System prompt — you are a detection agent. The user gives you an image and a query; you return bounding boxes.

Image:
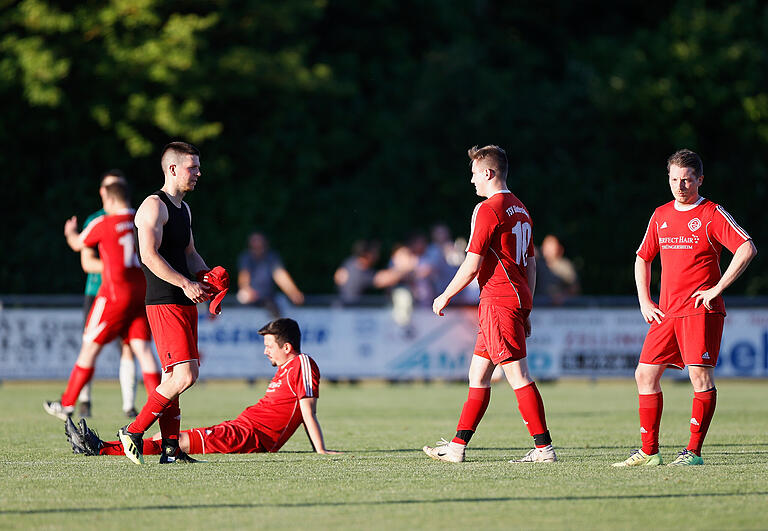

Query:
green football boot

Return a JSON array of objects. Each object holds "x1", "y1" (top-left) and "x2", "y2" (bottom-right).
[
  {"x1": 667, "y1": 449, "x2": 704, "y2": 466},
  {"x1": 611, "y1": 449, "x2": 662, "y2": 467}
]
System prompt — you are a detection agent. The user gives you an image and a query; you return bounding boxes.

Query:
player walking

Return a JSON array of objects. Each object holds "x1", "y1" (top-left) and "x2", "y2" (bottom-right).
[
  {"x1": 65, "y1": 319, "x2": 340, "y2": 457},
  {"x1": 118, "y1": 141, "x2": 228, "y2": 465},
  {"x1": 423, "y1": 145, "x2": 555, "y2": 463},
  {"x1": 44, "y1": 181, "x2": 161, "y2": 420},
  {"x1": 70, "y1": 171, "x2": 149, "y2": 418},
  {"x1": 613, "y1": 149, "x2": 756, "y2": 467}
]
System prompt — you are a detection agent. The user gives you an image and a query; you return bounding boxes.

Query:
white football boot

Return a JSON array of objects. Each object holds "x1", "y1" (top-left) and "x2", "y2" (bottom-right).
[
  {"x1": 423, "y1": 438, "x2": 466, "y2": 463},
  {"x1": 509, "y1": 444, "x2": 557, "y2": 463}
]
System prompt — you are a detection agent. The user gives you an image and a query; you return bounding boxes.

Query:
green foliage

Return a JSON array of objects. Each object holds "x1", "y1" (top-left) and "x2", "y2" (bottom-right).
[{"x1": 0, "y1": 1, "x2": 765, "y2": 295}]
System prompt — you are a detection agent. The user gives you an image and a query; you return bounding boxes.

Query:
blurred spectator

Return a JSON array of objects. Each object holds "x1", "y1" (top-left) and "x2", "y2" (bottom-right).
[
  {"x1": 424, "y1": 224, "x2": 461, "y2": 295},
  {"x1": 334, "y1": 240, "x2": 382, "y2": 305},
  {"x1": 236, "y1": 232, "x2": 304, "y2": 317},
  {"x1": 536, "y1": 234, "x2": 580, "y2": 305}
]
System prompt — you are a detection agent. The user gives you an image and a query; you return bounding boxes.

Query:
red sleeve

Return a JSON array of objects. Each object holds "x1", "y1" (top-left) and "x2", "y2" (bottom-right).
[
  {"x1": 292, "y1": 355, "x2": 320, "y2": 399},
  {"x1": 466, "y1": 203, "x2": 498, "y2": 256},
  {"x1": 636, "y1": 211, "x2": 659, "y2": 261},
  {"x1": 709, "y1": 205, "x2": 751, "y2": 254},
  {"x1": 80, "y1": 216, "x2": 105, "y2": 248}
]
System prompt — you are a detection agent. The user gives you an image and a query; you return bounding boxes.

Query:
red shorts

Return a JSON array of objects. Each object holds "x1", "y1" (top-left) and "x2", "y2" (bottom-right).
[
  {"x1": 145, "y1": 304, "x2": 199, "y2": 372},
  {"x1": 639, "y1": 313, "x2": 724, "y2": 369},
  {"x1": 185, "y1": 421, "x2": 267, "y2": 454},
  {"x1": 84, "y1": 295, "x2": 151, "y2": 345},
  {"x1": 474, "y1": 302, "x2": 529, "y2": 365}
]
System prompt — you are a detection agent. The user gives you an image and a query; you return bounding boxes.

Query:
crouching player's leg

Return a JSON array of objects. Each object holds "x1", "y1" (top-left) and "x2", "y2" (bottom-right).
[{"x1": 66, "y1": 418, "x2": 265, "y2": 457}]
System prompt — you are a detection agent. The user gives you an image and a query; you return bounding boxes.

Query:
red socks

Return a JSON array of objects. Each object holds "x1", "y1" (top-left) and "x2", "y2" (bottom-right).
[
  {"x1": 452, "y1": 387, "x2": 491, "y2": 444},
  {"x1": 61, "y1": 365, "x2": 95, "y2": 407},
  {"x1": 639, "y1": 392, "x2": 663, "y2": 455},
  {"x1": 687, "y1": 388, "x2": 716, "y2": 456},
  {"x1": 100, "y1": 438, "x2": 162, "y2": 456},
  {"x1": 514, "y1": 382, "x2": 549, "y2": 446},
  {"x1": 159, "y1": 398, "x2": 181, "y2": 441},
  {"x1": 129, "y1": 390, "x2": 172, "y2": 434},
  {"x1": 142, "y1": 372, "x2": 162, "y2": 394}
]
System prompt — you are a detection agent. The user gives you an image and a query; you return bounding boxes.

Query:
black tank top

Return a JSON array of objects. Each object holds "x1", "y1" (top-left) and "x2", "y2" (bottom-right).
[{"x1": 139, "y1": 190, "x2": 194, "y2": 305}]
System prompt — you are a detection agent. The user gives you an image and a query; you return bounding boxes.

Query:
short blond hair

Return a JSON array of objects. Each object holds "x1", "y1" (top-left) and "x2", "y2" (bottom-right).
[{"x1": 468, "y1": 145, "x2": 508, "y2": 180}]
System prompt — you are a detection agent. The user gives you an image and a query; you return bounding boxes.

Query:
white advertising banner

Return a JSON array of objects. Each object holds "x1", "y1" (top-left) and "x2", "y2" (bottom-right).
[{"x1": 1, "y1": 306, "x2": 767, "y2": 380}]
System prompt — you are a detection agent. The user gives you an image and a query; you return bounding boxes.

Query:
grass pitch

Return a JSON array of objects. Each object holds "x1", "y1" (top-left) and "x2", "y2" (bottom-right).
[{"x1": 1, "y1": 379, "x2": 766, "y2": 529}]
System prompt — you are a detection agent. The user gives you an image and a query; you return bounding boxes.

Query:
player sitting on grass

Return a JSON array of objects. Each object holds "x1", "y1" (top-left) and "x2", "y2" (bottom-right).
[{"x1": 64, "y1": 318, "x2": 341, "y2": 459}]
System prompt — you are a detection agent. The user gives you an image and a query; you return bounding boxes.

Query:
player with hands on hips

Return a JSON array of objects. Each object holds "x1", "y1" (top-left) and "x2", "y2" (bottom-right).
[{"x1": 613, "y1": 149, "x2": 756, "y2": 467}]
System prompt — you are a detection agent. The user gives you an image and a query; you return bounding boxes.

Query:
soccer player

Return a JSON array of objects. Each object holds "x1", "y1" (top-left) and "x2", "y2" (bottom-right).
[
  {"x1": 422, "y1": 145, "x2": 555, "y2": 463},
  {"x1": 65, "y1": 319, "x2": 340, "y2": 457},
  {"x1": 613, "y1": 149, "x2": 756, "y2": 467},
  {"x1": 44, "y1": 181, "x2": 162, "y2": 420},
  {"x1": 69, "y1": 170, "x2": 145, "y2": 418},
  {"x1": 118, "y1": 141, "x2": 226, "y2": 465}
]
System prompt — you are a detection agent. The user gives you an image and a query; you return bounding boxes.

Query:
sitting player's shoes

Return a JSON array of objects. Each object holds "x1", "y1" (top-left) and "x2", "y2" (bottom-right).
[
  {"x1": 43, "y1": 400, "x2": 74, "y2": 421},
  {"x1": 77, "y1": 418, "x2": 104, "y2": 456},
  {"x1": 510, "y1": 445, "x2": 557, "y2": 463},
  {"x1": 667, "y1": 449, "x2": 704, "y2": 466},
  {"x1": 124, "y1": 408, "x2": 138, "y2": 418},
  {"x1": 78, "y1": 401, "x2": 92, "y2": 418},
  {"x1": 64, "y1": 417, "x2": 87, "y2": 454},
  {"x1": 611, "y1": 449, "x2": 662, "y2": 467},
  {"x1": 159, "y1": 438, "x2": 199, "y2": 464},
  {"x1": 422, "y1": 438, "x2": 465, "y2": 463},
  {"x1": 118, "y1": 425, "x2": 144, "y2": 465}
]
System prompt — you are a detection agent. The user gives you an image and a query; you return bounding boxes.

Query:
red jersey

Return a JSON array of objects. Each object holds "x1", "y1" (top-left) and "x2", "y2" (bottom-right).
[
  {"x1": 79, "y1": 209, "x2": 146, "y2": 302},
  {"x1": 636, "y1": 198, "x2": 751, "y2": 317},
  {"x1": 234, "y1": 354, "x2": 320, "y2": 452},
  {"x1": 466, "y1": 190, "x2": 534, "y2": 308}
]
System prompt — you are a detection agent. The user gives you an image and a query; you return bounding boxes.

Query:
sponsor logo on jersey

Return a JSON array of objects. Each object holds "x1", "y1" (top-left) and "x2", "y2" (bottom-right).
[
  {"x1": 702, "y1": 352, "x2": 710, "y2": 360},
  {"x1": 690, "y1": 418, "x2": 700, "y2": 426},
  {"x1": 266, "y1": 380, "x2": 282, "y2": 392},
  {"x1": 660, "y1": 222, "x2": 668, "y2": 229},
  {"x1": 658, "y1": 234, "x2": 700, "y2": 249},
  {"x1": 688, "y1": 217, "x2": 702, "y2": 232}
]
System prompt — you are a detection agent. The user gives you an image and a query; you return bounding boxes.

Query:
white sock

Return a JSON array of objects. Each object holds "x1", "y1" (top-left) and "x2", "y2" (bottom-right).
[
  {"x1": 78, "y1": 382, "x2": 91, "y2": 403},
  {"x1": 119, "y1": 356, "x2": 136, "y2": 412}
]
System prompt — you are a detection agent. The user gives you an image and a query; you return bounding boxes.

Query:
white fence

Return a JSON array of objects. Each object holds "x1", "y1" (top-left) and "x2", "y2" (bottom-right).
[{"x1": 1, "y1": 306, "x2": 767, "y2": 380}]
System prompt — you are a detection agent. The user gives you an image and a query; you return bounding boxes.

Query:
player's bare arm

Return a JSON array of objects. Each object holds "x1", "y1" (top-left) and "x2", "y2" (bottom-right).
[
  {"x1": 634, "y1": 255, "x2": 665, "y2": 324},
  {"x1": 64, "y1": 216, "x2": 85, "y2": 252},
  {"x1": 692, "y1": 239, "x2": 757, "y2": 309},
  {"x1": 432, "y1": 252, "x2": 483, "y2": 316},
  {"x1": 136, "y1": 195, "x2": 208, "y2": 304},
  {"x1": 299, "y1": 397, "x2": 341, "y2": 454},
  {"x1": 80, "y1": 247, "x2": 102, "y2": 274}
]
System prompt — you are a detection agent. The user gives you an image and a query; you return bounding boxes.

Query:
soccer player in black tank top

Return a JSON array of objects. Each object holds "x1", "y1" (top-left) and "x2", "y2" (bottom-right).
[{"x1": 117, "y1": 141, "x2": 215, "y2": 465}]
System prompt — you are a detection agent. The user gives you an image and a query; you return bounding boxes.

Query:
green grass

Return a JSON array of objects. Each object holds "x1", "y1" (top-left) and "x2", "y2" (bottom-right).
[{"x1": 1, "y1": 379, "x2": 767, "y2": 529}]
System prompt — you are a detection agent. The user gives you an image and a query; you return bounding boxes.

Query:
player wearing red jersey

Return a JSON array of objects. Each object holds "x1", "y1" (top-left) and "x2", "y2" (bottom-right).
[
  {"x1": 44, "y1": 181, "x2": 162, "y2": 420},
  {"x1": 613, "y1": 149, "x2": 756, "y2": 467},
  {"x1": 65, "y1": 319, "x2": 340, "y2": 457},
  {"x1": 117, "y1": 141, "x2": 229, "y2": 465},
  {"x1": 423, "y1": 145, "x2": 555, "y2": 464}
]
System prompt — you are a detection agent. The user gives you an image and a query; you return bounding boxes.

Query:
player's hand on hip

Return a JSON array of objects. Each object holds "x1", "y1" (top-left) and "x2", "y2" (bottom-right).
[
  {"x1": 692, "y1": 286, "x2": 721, "y2": 310},
  {"x1": 639, "y1": 300, "x2": 665, "y2": 324},
  {"x1": 432, "y1": 294, "x2": 449, "y2": 316},
  {"x1": 182, "y1": 280, "x2": 211, "y2": 304}
]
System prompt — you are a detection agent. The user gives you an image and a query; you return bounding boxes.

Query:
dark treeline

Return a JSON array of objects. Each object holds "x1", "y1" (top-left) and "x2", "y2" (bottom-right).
[{"x1": 1, "y1": 0, "x2": 766, "y2": 295}]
